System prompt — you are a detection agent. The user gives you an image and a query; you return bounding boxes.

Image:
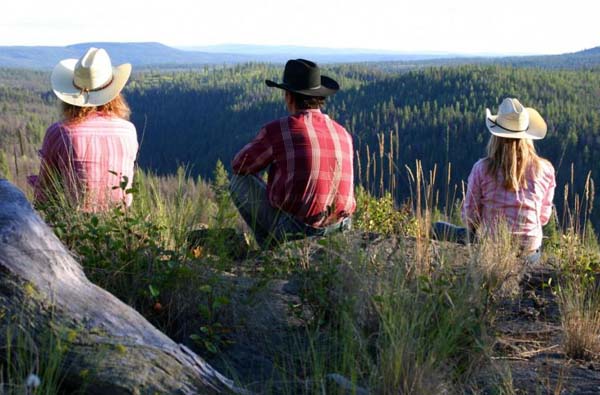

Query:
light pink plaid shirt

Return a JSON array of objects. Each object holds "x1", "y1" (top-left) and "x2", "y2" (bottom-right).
[
  {"x1": 462, "y1": 158, "x2": 556, "y2": 250},
  {"x1": 32, "y1": 114, "x2": 138, "y2": 212}
]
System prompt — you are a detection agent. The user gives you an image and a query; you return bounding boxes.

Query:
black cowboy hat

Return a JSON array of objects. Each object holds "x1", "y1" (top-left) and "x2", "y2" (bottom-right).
[{"x1": 265, "y1": 59, "x2": 339, "y2": 97}]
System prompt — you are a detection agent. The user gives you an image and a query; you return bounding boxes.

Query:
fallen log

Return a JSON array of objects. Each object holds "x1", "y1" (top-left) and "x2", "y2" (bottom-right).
[{"x1": 0, "y1": 180, "x2": 248, "y2": 394}]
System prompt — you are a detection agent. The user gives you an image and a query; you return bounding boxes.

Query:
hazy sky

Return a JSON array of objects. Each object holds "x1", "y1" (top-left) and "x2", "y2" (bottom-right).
[{"x1": 2, "y1": 0, "x2": 599, "y2": 55}]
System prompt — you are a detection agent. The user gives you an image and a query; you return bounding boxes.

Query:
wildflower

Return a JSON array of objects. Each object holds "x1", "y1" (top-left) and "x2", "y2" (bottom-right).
[{"x1": 25, "y1": 373, "x2": 41, "y2": 388}]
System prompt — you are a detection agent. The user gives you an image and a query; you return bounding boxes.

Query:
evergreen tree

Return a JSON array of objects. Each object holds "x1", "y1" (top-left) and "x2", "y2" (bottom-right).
[{"x1": 211, "y1": 159, "x2": 236, "y2": 228}]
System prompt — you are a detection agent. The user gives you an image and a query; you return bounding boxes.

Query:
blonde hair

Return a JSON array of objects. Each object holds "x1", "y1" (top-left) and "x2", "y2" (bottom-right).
[
  {"x1": 61, "y1": 93, "x2": 131, "y2": 123},
  {"x1": 485, "y1": 135, "x2": 546, "y2": 191}
]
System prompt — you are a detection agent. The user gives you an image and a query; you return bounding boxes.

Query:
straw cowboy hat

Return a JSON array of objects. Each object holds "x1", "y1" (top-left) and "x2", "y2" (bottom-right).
[
  {"x1": 51, "y1": 47, "x2": 131, "y2": 107},
  {"x1": 265, "y1": 59, "x2": 339, "y2": 97},
  {"x1": 485, "y1": 98, "x2": 547, "y2": 140}
]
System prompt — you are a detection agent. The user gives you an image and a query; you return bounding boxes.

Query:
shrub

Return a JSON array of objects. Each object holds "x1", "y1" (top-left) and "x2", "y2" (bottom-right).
[
  {"x1": 37, "y1": 171, "x2": 234, "y2": 355},
  {"x1": 353, "y1": 186, "x2": 417, "y2": 236}
]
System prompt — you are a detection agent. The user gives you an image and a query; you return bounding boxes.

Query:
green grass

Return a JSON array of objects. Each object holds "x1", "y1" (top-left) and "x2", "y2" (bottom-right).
[
  {"x1": 2, "y1": 159, "x2": 600, "y2": 394},
  {"x1": 1, "y1": 322, "x2": 66, "y2": 395}
]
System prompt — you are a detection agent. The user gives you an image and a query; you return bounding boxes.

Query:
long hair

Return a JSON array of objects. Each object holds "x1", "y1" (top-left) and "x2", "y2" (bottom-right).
[
  {"x1": 485, "y1": 135, "x2": 546, "y2": 191},
  {"x1": 61, "y1": 93, "x2": 131, "y2": 123}
]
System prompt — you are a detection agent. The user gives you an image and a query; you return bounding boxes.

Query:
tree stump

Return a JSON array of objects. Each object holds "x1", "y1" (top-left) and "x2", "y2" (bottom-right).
[{"x1": 0, "y1": 180, "x2": 249, "y2": 394}]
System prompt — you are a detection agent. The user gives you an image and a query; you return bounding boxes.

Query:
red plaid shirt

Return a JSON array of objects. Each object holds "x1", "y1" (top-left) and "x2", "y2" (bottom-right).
[{"x1": 232, "y1": 109, "x2": 356, "y2": 227}]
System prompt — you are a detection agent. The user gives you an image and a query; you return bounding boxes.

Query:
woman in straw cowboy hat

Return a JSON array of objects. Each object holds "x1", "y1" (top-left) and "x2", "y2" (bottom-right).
[
  {"x1": 29, "y1": 47, "x2": 138, "y2": 211},
  {"x1": 434, "y1": 98, "x2": 556, "y2": 263}
]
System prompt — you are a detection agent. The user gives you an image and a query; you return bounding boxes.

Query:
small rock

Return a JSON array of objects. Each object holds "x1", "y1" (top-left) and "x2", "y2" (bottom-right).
[
  {"x1": 326, "y1": 373, "x2": 370, "y2": 395},
  {"x1": 519, "y1": 306, "x2": 540, "y2": 319}
]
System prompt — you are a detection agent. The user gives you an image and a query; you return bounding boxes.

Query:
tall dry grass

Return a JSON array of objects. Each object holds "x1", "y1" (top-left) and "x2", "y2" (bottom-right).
[
  {"x1": 558, "y1": 281, "x2": 600, "y2": 360},
  {"x1": 549, "y1": 166, "x2": 600, "y2": 361}
]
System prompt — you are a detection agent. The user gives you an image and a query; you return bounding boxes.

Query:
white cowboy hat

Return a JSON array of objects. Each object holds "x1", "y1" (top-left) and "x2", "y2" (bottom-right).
[
  {"x1": 51, "y1": 47, "x2": 131, "y2": 107},
  {"x1": 485, "y1": 98, "x2": 547, "y2": 140}
]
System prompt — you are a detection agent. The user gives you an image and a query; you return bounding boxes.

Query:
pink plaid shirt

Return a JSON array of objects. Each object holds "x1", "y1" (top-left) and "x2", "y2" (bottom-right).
[
  {"x1": 462, "y1": 158, "x2": 556, "y2": 250},
  {"x1": 232, "y1": 109, "x2": 356, "y2": 227},
  {"x1": 32, "y1": 113, "x2": 138, "y2": 212}
]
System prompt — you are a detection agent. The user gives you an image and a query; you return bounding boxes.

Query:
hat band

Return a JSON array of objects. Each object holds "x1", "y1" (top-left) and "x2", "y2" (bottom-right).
[
  {"x1": 488, "y1": 118, "x2": 529, "y2": 133},
  {"x1": 73, "y1": 76, "x2": 114, "y2": 93},
  {"x1": 282, "y1": 82, "x2": 321, "y2": 90}
]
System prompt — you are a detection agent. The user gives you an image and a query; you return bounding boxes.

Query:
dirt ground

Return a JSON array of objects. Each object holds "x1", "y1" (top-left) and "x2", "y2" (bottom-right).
[{"x1": 493, "y1": 266, "x2": 600, "y2": 394}]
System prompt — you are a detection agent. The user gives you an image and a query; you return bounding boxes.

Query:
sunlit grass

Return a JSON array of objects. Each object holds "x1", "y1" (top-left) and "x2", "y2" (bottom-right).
[
  {"x1": 2, "y1": 141, "x2": 599, "y2": 393},
  {"x1": 559, "y1": 280, "x2": 600, "y2": 360}
]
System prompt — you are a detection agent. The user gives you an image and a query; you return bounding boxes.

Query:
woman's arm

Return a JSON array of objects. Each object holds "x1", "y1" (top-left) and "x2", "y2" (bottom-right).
[
  {"x1": 540, "y1": 162, "x2": 556, "y2": 226},
  {"x1": 462, "y1": 160, "x2": 484, "y2": 231},
  {"x1": 33, "y1": 124, "x2": 70, "y2": 204}
]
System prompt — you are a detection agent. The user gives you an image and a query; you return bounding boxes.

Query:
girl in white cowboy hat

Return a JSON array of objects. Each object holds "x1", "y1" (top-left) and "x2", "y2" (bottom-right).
[
  {"x1": 434, "y1": 98, "x2": 556, "y2": 264},
  {"x1": 29, "y1": 48, "x2": 139, "y2": 212}
]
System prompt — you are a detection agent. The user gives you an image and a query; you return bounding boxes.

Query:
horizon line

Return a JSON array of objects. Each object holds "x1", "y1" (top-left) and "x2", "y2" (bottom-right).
[{"x1": 0, "y1": 41, "x2": 596, "y2": 58}]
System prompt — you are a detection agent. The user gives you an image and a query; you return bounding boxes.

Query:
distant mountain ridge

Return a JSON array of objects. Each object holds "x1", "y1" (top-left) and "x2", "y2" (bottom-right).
[
  {"x1": 180, "y1": 43, "x2": 460, "y2": 60},
  {"x1": 568, "y1": 46, "x2": 600, "y2": 56},
  {"x1": 496, "y1": 45, "x2": 600, "y2": 69},
  {"x1": 1, "y1": 42, "x2": 599, "y2": 69},
  {"x1": 0, "y1": 42, "x2": 252, "y2": 69},
  {"x1": 0, "y1": 42, "x2": 460, "y2": 69}
]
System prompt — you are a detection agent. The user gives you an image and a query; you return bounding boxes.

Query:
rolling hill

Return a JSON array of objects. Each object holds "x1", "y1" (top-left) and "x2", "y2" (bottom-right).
[
  {"x1": 0, "y1": 42, "x2": 462, "y2": 69},
  {"x1": 2, "y1": 41, "x2": 600, "y2": 70},
  {"x1": 0, "y1": 42, "x2": 252, "y2": 69}
]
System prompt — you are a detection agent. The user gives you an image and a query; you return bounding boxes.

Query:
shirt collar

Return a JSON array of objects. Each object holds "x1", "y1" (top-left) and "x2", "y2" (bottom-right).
[{"x1": 295, "y1": 108, "x2": 322, "y2": 115}]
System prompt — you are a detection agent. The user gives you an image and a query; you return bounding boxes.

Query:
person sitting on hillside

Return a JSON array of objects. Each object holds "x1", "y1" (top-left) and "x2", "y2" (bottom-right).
[
  {"x1": 29, "y1": 47, "x2": 139, "y2": 212},
  {"x1": 433, "y1": 98, "x2": 556, "y2": 264},
  {"x1": 230, "y1": 59, "x2": 356, "y2": 248}
]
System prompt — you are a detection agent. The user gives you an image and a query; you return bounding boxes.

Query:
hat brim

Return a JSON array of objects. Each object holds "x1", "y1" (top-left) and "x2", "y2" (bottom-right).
[
  {"x1": 485, "y1": 108, "x2": 547, "y2": 140},
  {"x1": 265, "y1": 75, "x2": 339, "y2": 97},
  {"x1": 51, "y1": 59, "x2": 131, "y2": 107}
]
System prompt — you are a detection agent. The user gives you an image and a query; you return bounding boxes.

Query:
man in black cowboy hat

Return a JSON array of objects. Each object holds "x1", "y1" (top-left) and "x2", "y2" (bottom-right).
[{"x1": 230, "y1": 59, "x2": 356, "y2": 248}]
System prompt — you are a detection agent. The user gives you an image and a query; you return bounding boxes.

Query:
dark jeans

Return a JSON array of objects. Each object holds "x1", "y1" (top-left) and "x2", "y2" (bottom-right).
[
  {"x1": 431, "y1": 221, "x2": 541, "y2": 265},
  {"x1": 229, "y1": 174, "x2": 351, "y2": 248},
  {"x1": 431, "y1": 221, "x2": 476, "y2": 245}
]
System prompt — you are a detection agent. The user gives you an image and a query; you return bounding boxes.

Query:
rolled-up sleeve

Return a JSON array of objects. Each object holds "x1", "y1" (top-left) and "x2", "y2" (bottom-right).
[
  {"x1": 232, "y1": 128, "x2": 273, "y2": 175},
  {"x1": 462, "y1": 161, "x2": 484, "y2": 228}
]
